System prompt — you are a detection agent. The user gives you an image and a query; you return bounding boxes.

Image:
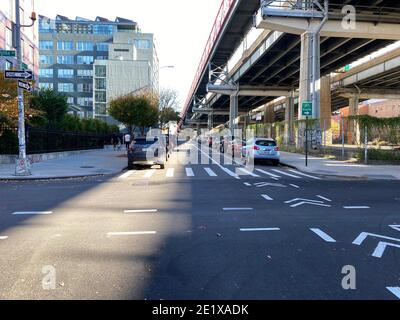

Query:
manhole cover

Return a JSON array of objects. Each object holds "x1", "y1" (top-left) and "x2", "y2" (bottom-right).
[{"x1": 80, "y1": 166, "x2": 95, "y2": 169}]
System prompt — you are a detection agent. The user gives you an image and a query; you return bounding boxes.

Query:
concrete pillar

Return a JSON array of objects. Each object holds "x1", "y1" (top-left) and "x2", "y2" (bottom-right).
[
  {"x1": 320, "y1": 75, "x2": 331, "y2": 130},
  {"x1": 298, "y1": 32, "x2": 313, "y2": 120},
  {"x1": 208, "y1": 113, "x2": 214, "y2": 130},
  {"x1": 348, "y1": 96, "x2": 360, "y2": 145},
  {"x1": 264, "y1": 105, "x2": 275, "y2": 138},
  {"x1": 229, "y1": 94, "x2": 238, "y2": 131},
  {"x1": 285, "y1": 94, "x2": 295, "y2": 145}
]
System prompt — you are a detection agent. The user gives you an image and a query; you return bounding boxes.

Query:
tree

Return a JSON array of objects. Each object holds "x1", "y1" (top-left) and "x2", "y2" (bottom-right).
[
  {"x1": 158, "y1": 88, "x2": 181, "y2": 128},
  {"x1": 159, "y1": 107, "x2": 180, "y2": 128},
  {"x1": 29, "y1": 89, "x2": 68, "y2": 128},
  {"x1": 109, "y1": 90, "x2": 159, "y2": 135}
]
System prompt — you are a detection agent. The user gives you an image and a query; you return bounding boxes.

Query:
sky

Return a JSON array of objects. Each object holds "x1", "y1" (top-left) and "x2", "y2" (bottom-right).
[{"x1": 35, "y1": 0, "x2": 222, "y2": 111}]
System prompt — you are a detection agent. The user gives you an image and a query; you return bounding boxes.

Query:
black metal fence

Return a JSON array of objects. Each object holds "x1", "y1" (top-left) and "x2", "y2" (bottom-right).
[{"x1": 0, "y1": 125, "x2": 117, "y2": 155}]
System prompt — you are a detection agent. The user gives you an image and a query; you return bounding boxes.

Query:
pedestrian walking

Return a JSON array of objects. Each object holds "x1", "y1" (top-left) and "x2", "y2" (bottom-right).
[{"x1": 124, "y1": 133, "x2": 132, "y2": 150}]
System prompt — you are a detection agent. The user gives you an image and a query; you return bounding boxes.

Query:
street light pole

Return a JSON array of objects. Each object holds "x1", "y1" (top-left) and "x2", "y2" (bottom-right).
[{"x1": 14, "y1": 0, "x2": 36, "y2": 176}]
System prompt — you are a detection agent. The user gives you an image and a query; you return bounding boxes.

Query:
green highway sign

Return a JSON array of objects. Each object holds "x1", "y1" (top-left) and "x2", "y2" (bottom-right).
[
  {"x1": 302, "y1": 101, "x2": 313, "y2": 116},
  {"x1": 0, "y1": 50, "x2": 16, "y2": 57}
]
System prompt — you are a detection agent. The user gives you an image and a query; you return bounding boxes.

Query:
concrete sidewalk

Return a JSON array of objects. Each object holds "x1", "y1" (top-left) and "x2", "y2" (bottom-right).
[
  {"x1": 0, "y1": 149, "x2": 127, "y2": 180},
  {"x1": 280, "y1": 151, "x2": 400, "y2": 180}
]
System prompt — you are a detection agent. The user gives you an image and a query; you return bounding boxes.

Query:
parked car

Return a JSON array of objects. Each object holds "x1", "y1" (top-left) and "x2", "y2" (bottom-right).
[
  {"x1": 128, "y1": 137, "x2": 166, "y2": 170},
  {"x1": 242, "y1": 137, "x2": 280, "y2": 166}
]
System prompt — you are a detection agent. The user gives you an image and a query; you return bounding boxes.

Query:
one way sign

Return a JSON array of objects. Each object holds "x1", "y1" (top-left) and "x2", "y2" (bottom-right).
[
  {"x1": 4, "y1": 70, "x2": 34, "y2": 80},
  {"x1": 18, "y1": 80, "x2": 33, "y2": 92}
]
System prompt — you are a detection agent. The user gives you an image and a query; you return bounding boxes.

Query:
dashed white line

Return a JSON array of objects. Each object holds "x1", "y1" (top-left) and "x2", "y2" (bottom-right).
[
  {"x1": 107, "y1": 231, "x2": 157, "y2": 237},
  {"x1": 204, "y1": 167, "x2": 217, "y2": 177},
  {"x1": 255, "y1": 169, "x2": 280, "y2": 179},
  {"x1": 344, "y1": 206, "x2": 370, "y2": 209},
  {"x1": 124, "y1": 209, "x2": 158, "y2": 213},
  {"x1": 310, "y1": 228, "x2": 337, "y2": 243},
  {"x1": 240, "y1": 228, "x2": 280, "y2": 232},
  {"x1": 0, "y1": 236, "x2": 8, "y2": 240},
  {"x1": 261, "y1": 194, "x2": 274, "y2": 201},
  {"x1": 387, "y1": 287, "x2": 400, "y2": 299},
  {"x1": 271, "y1": 169, "x2": 302, "y2": 179},
  {"x1": 186, "y1": 168, "x2": 195, "y2": 177},
  {"x1": 290, "y1": 184, "x2": 300, "y2": 189},
  {"x1": 244, "y1": 182, "x2": 252, "y2": 187},
  {"x1": 289, "y1": 170, "x2": 322, "y2": 180},
  {"x1": 12, "y1": 211, "x2": 53, "y2": 215},
  {"x1": 144, "y1": 169, "x2": 156, "y2": 178},
  {"x1": 317, "y1": 195, "x2": 332, "y2": 202},
  {"x1": 166, "y1": 168, "x2": 175, "y2": 178},
  {"x1": 223, "y1": 208, "x2": 254, "y2": 211},
  {"x1": 118, "y1": 170, "x2": 135, "y2": 179}
]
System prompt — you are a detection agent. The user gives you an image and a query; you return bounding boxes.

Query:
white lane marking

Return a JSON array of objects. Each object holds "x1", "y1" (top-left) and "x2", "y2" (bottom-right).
[
  {"x1": 387, "y1": 287, "x2": 400, "y2": 299},
  {"x1": 353, "y1": 232, "x2": 400, "y2": 246},
  {"x1": 389, "y1": 225, "x2": 400, "y2": 232},
  {"x1": 12, "y1": 211, "x2": 53, "y2": 215},
  {"x1": 204, "y1": 167, "x2": 218, "y2": 177},
  {"x1": 144, "y1": 169, "x2": 156, "y2": 178},
  {"x1": 317, "y1": 195, "x2": 332, "y2": 202},
  {"x1": 290, "y1": 184, "x2": 300, "y2": 189},
  {"x1": 344, "y1": 206, "x2": 370, "y2": 209},
  {"x1": 289, "y1": 170, "x2": 322, "y2": 180},
  {"x1": 291, "y1": 202, "x2": 331, "y2": 208},
  {"x1": 271, "y1": 169, "x2": 302, "y2": 179},
  {"x1": 193, "y1": 144, "x2": 240, "y2": 179},
  {"x1": 186, "y1": 168, "x2": 194, "y2": 177},
  {"x1": 255, "y1": 169, "x2": 280, "y2": 178},
  {"x1": 237, "y1": 168, "x2": 260, "y2": 177},
  {"x1": 124, "y1": 209, "x2": 158, "y2": 213},
  {"x1": 119, "y1": 170, "x2": 135, "y2": 179},
  {"x1": 285, "y1": 198, "x2": 323, "y2": 204},
  {"x1": 166, "y1": 168, "x2": 175, "y2": 178},
  {"x1": 261, "y1": 194, "x2": 274, "y2": 201},
  {"x1": 0, "y1": 236, "x2": 8, "y2": 240},
  {"x1": 372, "y1": 242, "x2": 400, "y2": 258},
  {"x1": 240, "y1": 228, "x2": 280, "y2": 232},
  {"x1": 223, "y1": 208, "x2": 254, "y2": 211},
  {"x1": 244, "y1": 182, "x2": 252, "y2": 187},
  {"x1": 310, "y1": 228, "x2": 337, "y2": 243},
  {"x1": 107, "y1": 231, "x2": 157, "y2": 237}
]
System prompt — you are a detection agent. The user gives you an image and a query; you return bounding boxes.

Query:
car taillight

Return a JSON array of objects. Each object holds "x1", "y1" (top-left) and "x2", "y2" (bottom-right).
[
  {"x1": 253, "y1": 146, "x2": 260, "y2": 151},
  {"x1": 275, "y1": 147, "x2": 279, "y2": 151}
]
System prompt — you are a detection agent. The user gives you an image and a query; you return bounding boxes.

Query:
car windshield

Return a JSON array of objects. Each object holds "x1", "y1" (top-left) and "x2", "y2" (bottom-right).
[
  {"x1": 134, "y1": 139, "x2": 155, "y2": 145},
  {"x1": 256, "y1": 140, "x2": 276, "y2": 147}
]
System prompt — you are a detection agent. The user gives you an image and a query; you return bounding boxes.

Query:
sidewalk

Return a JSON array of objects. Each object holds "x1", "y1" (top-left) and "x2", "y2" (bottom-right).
[
  {"x1": 0, "y1": 149, "x2": 127, "y2": 180},
  {"x1": 280, "y1": 151, "x2": 400, "y2": 180}
]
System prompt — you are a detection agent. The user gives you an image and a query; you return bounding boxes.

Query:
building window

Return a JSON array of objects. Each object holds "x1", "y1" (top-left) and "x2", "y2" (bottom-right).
[
  {"x1": 93, "y1": 25, "x2": 114, "y2": 35},
  {"x1": 96, "y1": 56, "x2": 108, "y2": 60},
  {"x1": 39, "y1": 17, "x2": 55, "y2": 33},
  {"x1": 57, "y1": 41, "x2": 74, "y2": 51},
  {"x1": 95, "y1": 78, "x2": 106, "y2": 90},
  {"x1": 39, "y1": 41, "x2": 54, "y2": 50},
  {"x1": 39, "y1": 55, "x2": 54, "y2": 65},
  {"x1": 95, "y1": 103, "x2": 107, "y2": 115},
  {"x1": 134, "y1": 39, "x2": 151, "y2": 49},
  {"x1": 97, "y1": 43, "x2": 109, "y2": 51},
  {"x1": 77, "y1": 97, "x2": 93, "y2": 107},
  {"x1": 58, "y1": 69, "x2": 74, "y2": 78},
  {"x1": 95, "y1": 91, "x2": 106, "y2": 103},
  {"x1": 76, "y1": 41, "x2": 94, "y2": 51},
  {"x1": 67, "y1": 97, "x2": 75, "y2": 104},
  {"x1": 77, "y1": 83, "x2": 93, "y2": 93},
  {"x1": 39, "y1": 83, "x2": 54, "y2": 90},
  {"x1": 57, "y1": 55, "x2": 74, "y2": 64},
  {"x1": 77, "y1": 56, "x2": 94, "y2": 65},
  {"x1": 58, "y1": 83, "x2": 74, "y2": 92},
  {"x1": 77, "y1": 69, "x2": 93, "y2": 78},
  {"x1": 114, "y1": 48, "x2": 129, "y2": 52},
  {"x1": 39, "y1": 69, "x2": 54, "y2": 78},
  {"x1": 95, "y1": 65, "x2": 106, "y2": 77}
]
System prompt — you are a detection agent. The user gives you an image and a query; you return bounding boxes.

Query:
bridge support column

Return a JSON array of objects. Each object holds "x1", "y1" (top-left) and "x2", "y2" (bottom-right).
[
  {"x1": 285, "y1": 93, "x2": 295, "y2": 146},
  {"x1": 348, "y1": 96, "x2": 360, "y2": 145},
  {"x1": 208, "y1": 113, "x2": 214, "y2": 130},
  {"x1": 229, "y1": 94, "x2": 238, "y2": 131},
  {"x1": 320, "y1": 75, "x2": 332, "y2": 144},
  {"x1": 264, "y1": 105, "x2": 275, "y2": 138}
]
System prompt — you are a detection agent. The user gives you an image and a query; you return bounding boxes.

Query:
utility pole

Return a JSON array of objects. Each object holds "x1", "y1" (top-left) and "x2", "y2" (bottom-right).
[{"x1": 14, "y1": 0, "x2": 36, "y2": 176}]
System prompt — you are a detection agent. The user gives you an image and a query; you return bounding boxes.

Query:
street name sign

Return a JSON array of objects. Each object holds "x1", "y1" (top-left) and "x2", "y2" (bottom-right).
[
  {"x1": 0, "y1": 50, "x2": 16, "y2": 57},
  {"x1": 18, "y1": 80, "x2": 33, "y2": 92},
  {"x1": 302, "y1": 101, "x2": 313, "y2": 116},
  {"x1": 4, "y1": 70, "x2": 33, "y2": 80}
]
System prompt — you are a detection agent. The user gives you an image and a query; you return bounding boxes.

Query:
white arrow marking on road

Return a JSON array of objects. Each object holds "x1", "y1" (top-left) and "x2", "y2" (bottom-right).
[
  {"x1": 124, "y1": 209, "x2": 158, "y2": 213},
  {"x1": 389, "y1": 225, "x2": 400, "y2": 232},
  {"x1": 310, "y1": 228, "x2": 337, "y2": 243},
  {"x1": 290, "y1": 202, "x2": 332, "y2": 208},
  {"x1": 0, "y1": 236, "x2": 8, "y2": 240},
  {"x1": 261, "y1": 194, "x2": 274, "y2": 201},
  {"x1": 285, "y1": 198, "x2": 323, "y2": 204},
  {"x1": 372, "y1": 241, "x2": 400, "y2": 258},
  {"x1": 107, "y1": 231, "x2": 157, "y2": 236},
  {"x1": 12, "y1": 211, "x2": 53, "y2": 215},
  {"x1": 240, "y1": 228, "x2": 280, "y2": 232},
  {"x1": 352, "y1": 232, "x2": 400, "y2": 246},
  {"x1": 317, "y1": 195, "x2": 332, "y2": 202},
  {"x1": 256, "y1": 182, "x2": 286, "y2": 188},
  {"x1": 387, "y1": 287, "x2": 400, "y2": 299}
]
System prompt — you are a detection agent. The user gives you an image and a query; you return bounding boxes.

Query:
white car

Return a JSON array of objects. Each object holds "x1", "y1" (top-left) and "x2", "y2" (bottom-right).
[{"x1": 242, "y1": 137, "x2": 280, "y2": 166}]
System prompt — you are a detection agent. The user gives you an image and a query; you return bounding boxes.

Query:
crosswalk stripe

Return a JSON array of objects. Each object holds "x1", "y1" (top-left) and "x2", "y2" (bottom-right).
[
  {"x1": 220, "y1": 166, "x2": 240, "y2": 179},
  {"x1": 144, "y1": 170, "x2": 156, "y2": 178},
  {"x1": 204, "y1": 167, "x2": 217, "y2": 177},
  {"x1": 119, "y1": 170, "x2": 135, "y2": 179},
  {"x1": 255, "y1": 169, "x2": 280, "y2": 178},
  {"x1": 166, "y1": 168, "x2": 174, "y2": 178},
  {"x1": 310, "y1": 228, "x2": 337, "y2": 243},
  {"x1": 237, "y1": 168, "x2": 260, "y2": 177},
  {"x1": 289, "y1": 170, "x2": 322, "y2": 180},
  {"x1": 271, "y1": 169, "x2": 302, "y2": 179},
  {"x1": 261, "y1": 194, "x2": 274, "y2": 201},
  {"x1": 186, "y1": 168, "x2": 195, "y2": 177}
]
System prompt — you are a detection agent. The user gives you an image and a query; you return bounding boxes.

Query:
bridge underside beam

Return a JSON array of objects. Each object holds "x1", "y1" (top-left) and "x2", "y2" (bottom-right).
[
  {"x1": 337, "y1": 88, "x2": 400, "y2": 100},
  {"x1": 255, "y1": 15, "x2": 400, "y2": 40},
  {"x1": 207, "y1": 84, "x2": 292, "y2": 97}
]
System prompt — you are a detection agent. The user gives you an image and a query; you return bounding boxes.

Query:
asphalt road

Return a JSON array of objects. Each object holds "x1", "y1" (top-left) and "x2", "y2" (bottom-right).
[{"x1": 0, "y1": 143, "x2": 400, "y2": 300}]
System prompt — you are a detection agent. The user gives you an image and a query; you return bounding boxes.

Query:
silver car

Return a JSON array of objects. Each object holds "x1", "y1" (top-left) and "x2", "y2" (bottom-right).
[{"x1": 242, "y1": 137, "x2": 280, "y2": 166}]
